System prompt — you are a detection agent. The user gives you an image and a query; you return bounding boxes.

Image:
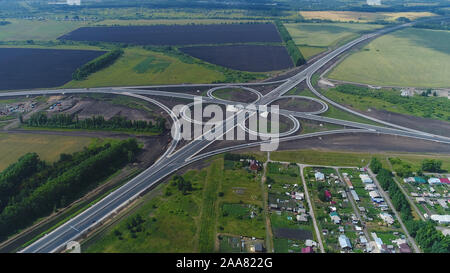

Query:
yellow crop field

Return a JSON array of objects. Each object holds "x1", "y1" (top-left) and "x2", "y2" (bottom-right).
[
  {"x1": 299, "y1": 11, "x2": 436, "y2": 23},
  {"x1": 0, "y1": 133, "x2": 94, "y2": 171}
]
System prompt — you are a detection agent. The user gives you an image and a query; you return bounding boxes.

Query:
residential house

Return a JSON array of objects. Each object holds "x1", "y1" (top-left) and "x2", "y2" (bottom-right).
[
  {"x1": 301, "y1": 246, "x2": 314, "y2": 253},
  {"x1": 379, "y1": 213, "x2": 395, "y2": 225},
  {"x1": 338, "y1": 235, "x2": 352, "y2": 250},
  {"x1": 315, "y1": 172, "x2": 325, "y2": 181},
  {"x1": 350, "y1": 190, "x2": 360, "y2": 202},
  {"x1": 428, "y1": 178, "x2": 442, "y2": 185},
  {"x1": 359, "y1": 174, "x2": 373, "y2": 184}
]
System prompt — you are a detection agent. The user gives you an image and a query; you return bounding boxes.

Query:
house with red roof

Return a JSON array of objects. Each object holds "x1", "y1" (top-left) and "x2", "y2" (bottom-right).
[
  {"x1": 301, "y1": 246, "x2": 314, "y2": 253},
  {"x1": 439, "y1": 178, "x2": 450, "y2": 184},
  {"x1": 325, "y1": 190, "x2": 332, "y2": 201}
]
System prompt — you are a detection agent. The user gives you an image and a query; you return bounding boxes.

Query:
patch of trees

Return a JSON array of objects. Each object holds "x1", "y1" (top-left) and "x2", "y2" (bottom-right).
[
  {"x1": 224, "y1": 153, "x2": 255, "y2": 162},
  {"x1": 0, "y1": 139, "x2": 140, "y2": 240},
  {"x1": 414, "y1": 19, "x2": 450, "y2": 31},
  {"x1": 421, "y1": 159, "x2": 443, "y2": 173},
  {"x1": 389, "y1": 158, "x2": 413, "y2": 178},
  {"x1": 333, "y1": 84, "x2": 450, "y2": 121},
  {"x1": 172, "y1": 175, "x2": 193, "y2": 195},
  {"x1": 25, "y1": 112, "x2": 165, "y2": 133},
  {"x1": 72, "y1": 48, "x2": 123, "y2": 80},
  {"x1": 377, "y1": 168, "x2": 413, "y2": 222},
  {"x1": 370, "y1": 157, "x2": 382, "y2": 174},
  {"x1": 0, "y1": 21, "x2": 11, "y2": 26},
  {"x1": 274, "y1": 20, "x2": 306, "y2": 66}
]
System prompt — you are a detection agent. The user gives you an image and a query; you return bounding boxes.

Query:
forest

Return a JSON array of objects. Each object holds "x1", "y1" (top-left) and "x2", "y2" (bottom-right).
[{"x1": 0, "y1": 139, "x2": 140, "y2": 240}]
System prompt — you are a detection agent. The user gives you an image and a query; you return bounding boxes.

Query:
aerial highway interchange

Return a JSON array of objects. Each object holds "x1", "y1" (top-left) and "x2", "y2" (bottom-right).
[{"x1": 6, "y1": 19, "x2": 448, "y2": 253}]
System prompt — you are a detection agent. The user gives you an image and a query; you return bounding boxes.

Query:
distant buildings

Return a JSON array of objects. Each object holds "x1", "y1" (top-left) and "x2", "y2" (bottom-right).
[{"x1": 367, "y1": 0, "x2": 382, "y2": 6}]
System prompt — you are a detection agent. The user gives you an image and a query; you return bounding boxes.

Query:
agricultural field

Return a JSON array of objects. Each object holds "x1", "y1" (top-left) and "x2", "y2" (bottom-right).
[
  {"x1": 328, "y1": 28, "x2": 450, "y2": 88},
  {"x1": 299, "y1": 11, "x2": 436, "y2": 23},
  {"x1": 285, "y1": 23, "x2": 383, "y2": 48},
  {"x1": 59, "y1": 23, "x2": 282, "y2": 45},
  {"x1": 180, "y1": 45, "x2": 293, "y2": 72},
  {"x1": 0, "y1": 48, "x2": 106, "y2": 90},
  {"x1": 63, "y1": 47, "x2": 226, "y2": 88},
  {"x1": 0, "y1": 133, "x2": 94, "y2": 171},
  {"x1": 0, "y1": 19, "x2": 89, "y2": 41}
]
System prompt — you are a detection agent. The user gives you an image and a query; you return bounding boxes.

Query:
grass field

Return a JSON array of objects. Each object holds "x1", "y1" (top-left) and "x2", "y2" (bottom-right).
[
  {"x1": 298, "y1": 46, "x2": 327, "y2": 60},
  {"x1": 85, "y1": 155, "x2": 267, "y2": 253},
  {"x1": 0, "y1": 133, "x2": 94, "y2": 171},
  {"x1": 63, "y1": 47, "x2": 226, "y2": 88},
  {"x1": 299, "y1": 11, "x2": 436, "y2": 23},
  {"x1": 285, "y1": 23, "x2": 383, "y2": 48},
  {"x1": 85, "y1": 169, "x2": 207, "y2": 253},
  {"x1": 323, "y1": 87, "x2": 450, "y2": 122},
  {"x1": 198, "y1": 158, "x2": 222, "y2": 252},
  {"x1": 328, "y1": 28, "x2": 450, "y2": 88},
  {"x1": 0, "y1": 19, "x2": 88, "y2": 41},
  {"x1": 270, "y1": 149, "x2": 450, "y2": 170}
]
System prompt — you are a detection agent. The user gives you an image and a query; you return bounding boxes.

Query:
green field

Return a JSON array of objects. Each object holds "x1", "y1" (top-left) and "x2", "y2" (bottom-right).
[
  {"x1": 63, "y1": 47, "x2": 226, "y2": 88},
  {"x1": 0, "y1": 133, "x2": 94, "y2": 171},
  {"x1": 0, "y1": 19, "x2": 88, "y2": 41},
  {"x1": 298, "y1": 46, "x2": 327, "y2": 60},
  {"x1": 86, "y1": 168, "x2": 207, "y2": 253},
  {"x1": 270, "y1": 149, "x2": 450, "y2": 170},
  {"x1": 323, "y1": 86, "x2": 450, "y2": 122},
  {"x1": 328, "y1": 28, "x2": 450, "y2": 88},
  {"x1": 285, "y1": 23, "x2": 383, "y2": 48}
]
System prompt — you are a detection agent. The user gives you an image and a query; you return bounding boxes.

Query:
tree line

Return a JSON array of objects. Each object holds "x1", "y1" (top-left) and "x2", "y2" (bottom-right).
[
  {"x1": 72, "y1": 48, "x2": 123, "y2": 80},
  {"x1": 0, "y1": 139, "x2": 140, "y2": 240},
  {"x1": 25, "y1": 112, "x2": 165, "y2": 133},
  {"x1": 274, "y1": 20, "x2": 306, "y2": 67},
  {"x1": 371, "y1": 159, "x2": 449, "y2": 253}
]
